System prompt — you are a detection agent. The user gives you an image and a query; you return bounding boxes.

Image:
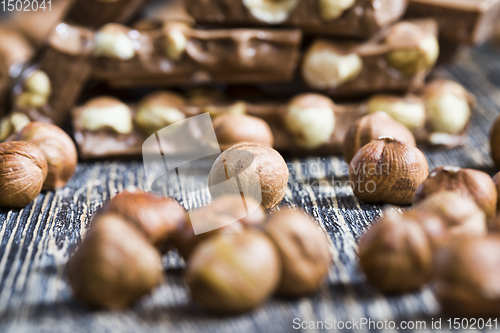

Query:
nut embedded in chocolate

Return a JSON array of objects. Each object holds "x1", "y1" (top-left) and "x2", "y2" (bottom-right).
[
  {"x1": 93, "y1": 23, "x2": 135, "y2": 60},
  {"x1": 135, "y1": 91, "x2": 186, "y2": 135},
  {"x1": 80, "y1": 96, "x2": 133, "y2": 134},
  {"x1": 367, "y1": 94, "x2": 426, "y2": 131}
]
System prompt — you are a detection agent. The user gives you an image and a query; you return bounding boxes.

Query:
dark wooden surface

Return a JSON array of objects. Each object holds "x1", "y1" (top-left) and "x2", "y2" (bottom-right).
[{"x1": 0, "y1": 42, "x2": 500, "y2": 333}]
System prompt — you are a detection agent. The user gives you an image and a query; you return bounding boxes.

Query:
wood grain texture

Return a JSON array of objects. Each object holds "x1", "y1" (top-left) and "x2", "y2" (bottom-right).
[{"x1": 1, "y1": 43, "x2": 500, "y2": 332}]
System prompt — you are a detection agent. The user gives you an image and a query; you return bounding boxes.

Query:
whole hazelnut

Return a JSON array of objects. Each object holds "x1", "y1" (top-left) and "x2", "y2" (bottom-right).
[
  {"x1": 103, "y1": 189, "x2": 188, "y2": 251},
  {"x1": 185, "y1": 230, "x2": 281, "y2": 313},
  {"x1": 414, "y1": 166, "x2": 497, "y2": 221},
  {"x1": 0, "y1": 141, "x2": 48, "y2": 208},
  {"x1": 67, "y1": 213, "x2": 163, "y2": 309},
  {"x1": 343, "y1": 111, "x2": 416, "y2": 164},
  {"x1": 8, "y1": 122, "x2": 77, "y2": 190},
  {"x1": 80, "y1": 96, "x2": 133, "y2": 134},
  {"x1": 490, "y1": 115, "x2": 500, "y2": 168},
  {"x1": 213, "y1": 114, "x2": 274, "y2": 150},
  {"x1": 135, "y1": 91, "x2": 186, "y2": 136},
  {"x1": 172, "y1": 195, "x2": 266, "y2": 259},
  {"x1": 434, "y1": 235, "x2": 500, "y2": 317},
  {"x1": 284, "y1": 93, "x2": 336, "y2": 149},
  {"x1": 264, "y1": 209, "x2": 331, "y2": 297},
  {"x1": 93, "y1": 23, "x2": 135, "y2": 60},
  {"x1": 242, "y1": 0, "x2": 299, "y2": 24},
  {"x1": 348, "y1": 137, "x2": 429, "y2": 205},
  {"x1": 367, "y1": 94, "x2": 426, "y2": 131},
  {"x1": 208, "y1": 142, "x2": 289, "y2": 210},
  {"x1": 359, "y1": 209, "x2": 433, "y2": 294}
]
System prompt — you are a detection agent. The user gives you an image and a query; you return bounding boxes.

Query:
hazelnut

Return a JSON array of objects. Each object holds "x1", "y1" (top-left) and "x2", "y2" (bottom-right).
[
  {"x1": 185, "y1": 229, "x2": 280, "y2": 313},
  {"x1": 302, "y1": 40, "x2": 363, "y2": 90},
  {"x1": 284, "y1": 93, "x2": 336, "y2": 149},
  {"x1": 386, "y1": 22, "x2": 439, "y2": 75},
  {"x1": 343, "y1": 111, "x2": 416, "y2": 164},
  {"x1": 213, "y1": 114, "x2": 274, "y2": 150},
  {"x1": 491, "y1": 115, "x2": 500, "y2": 168},
  {"x1": 135, "y1": 91, "x2": 186, "y2": 135},
  {"x1": 318, "y1": 0, "x2": 355, "y2": 21},
  {"x1": 103, "y1": 189, "x2": 188, "y2": 251},
  {"x1": 15, "y1": 70, "x2": 52, "y2": 109},
  {"x1": 359, "y1": 209, "x2": 433, "y2": 294},
  {"x1": 434, "y1": 235, "x2": 500, "y2": 317},
  {"x1": 15, "y1": 92, "x2": 48, "y2": 109},
  {"x1": 422, "y1": 80, "x2": 473, "y2": 135},
  {"x1": 93, "y1": 23, "x2": 135, "y2": 60},
  {"x1": 0, "y1": 113, "x2": 31, "y2": 142},
  {"x1": 242, "y1": 0, "x2": 300, "y2": 24},
  {"x1": 367, "y1": 94, "x2": 426, "y2": 131},
  {"x1": 67, "y1": 213, "x2": 163, "y2": 309},
  {"x1": 164, "y1": 22, "x2": 189, "y2": 61},
  {"x1": 208, "y1": 142, "x2": 289, "y2": 210},
  {"x1": 173, "y1": 196, "x2": 265, "y2": 259},
  {"x1": 205, "y1": 101, "x2": 247, "y2": 119},
  {"x1": 414, "y1": 166, "x2": 497, "y2": 221},
  {"x1": 264, "y1": 209, "x2": 332, "y2": 297},
  {"x1": 349, "y1": 138, "x2": 429, "y2": 205},
  {"x1": 80, "y1": 97, "x2": 133, "y2": 134},
  {"x1": 0, "y1": 141, "x2": 48, "y2": 208},
  {"x1": 8, "y1": 122, "x2": 77, "y2": 190}
]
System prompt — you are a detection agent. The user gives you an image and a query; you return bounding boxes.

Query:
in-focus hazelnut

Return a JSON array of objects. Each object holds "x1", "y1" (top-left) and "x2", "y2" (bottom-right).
[
  {"x1": 208, "y1": 142, "x2": 289, "y2": 210},
  {"x1": 213, "y1": 114, "x2": 274, "y2": 150},
  {"x1": 93, "y1": 23, "x2": 135, "y2": 60},
  {"x1": 422, "y1": 79, "x2": 473, "y2": 135},
  {"x1": 103, "y1": 189, "x2": 188, "y2": 251},
  {"x1": 284, "y1": 93, "x2": 336, "y2": 149},
  {"x1": 349, "y1": 138, "x2": 429, "y2": 205},
  {"x1": 434, "y1": 236, "x2": 500, "y2": 317},
  {"x1": 185, "y1": 230, "x2": 280, "y2": 313},
  {"x1": 359, "y1": 209, "x2": 433, "y2": 294},
  {"x1": 0, "y1": 141, "x2": 47, "y2": 208},
  {"x1": 343, "y1": 111, "x2": 416, "y2": 164},
  {"x1": 492, "y1": 115, "x2": 500, "y2": 167},
  {"x1": 302, "y1": 40, "x2": 363, "y2": 90},
  {"x1": 173, "y1": 195, "x2": 266, "y2": 259},
  {"x1": 414, "y1": 166, "x2": 497, "y2": 221},
  {"x1": 81, "y1": 96, "x2": 133, "y2": 134},
  {"x1": 264, "y1": 209, "x2": 331, "y2": 297},
  {"x1": 67, "y1": 213, "x2": 163, "y2": 309},
  {"x1": 367, "y1": 94, "x2": 426, "y2": 131},
  {"x1": 135, "y1": 91, "x2": 186, "y2": 135},
  {"x1": 164, "y1": 22, "x2": 189, "y2": 61},
  {"x1": 386, "y1": 22, "x2": 439, "y2": 75},
  {"x1": 0, "y1": 112, "x2": 31, "y2": 142},
  {"x1": 318, "y1": 0, "x2": 355, "y2": 21},
  {"x1": 8, "y1": 122, "x2": 77, "y2": 190},
  {"x1": 242, "y1": 0, "x2": 300, "y2": 24}
]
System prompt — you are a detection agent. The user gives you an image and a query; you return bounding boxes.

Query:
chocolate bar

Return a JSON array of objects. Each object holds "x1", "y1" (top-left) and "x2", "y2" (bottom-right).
[
  {"x1": 184, "y1": 0, "x2": 408, "y2": 39},
  {"x1": 91, "y1": 22, "x2": 302, "y2": 87},
  {"x1": 406, "y1": 0, "x2": 500, "y2": 44},
  {"x1": 301, "y1": 19, "x2": 439, "y2": 97},
  {"x1": 12, "y1": 22, "x2": 94, "y2": 126}
]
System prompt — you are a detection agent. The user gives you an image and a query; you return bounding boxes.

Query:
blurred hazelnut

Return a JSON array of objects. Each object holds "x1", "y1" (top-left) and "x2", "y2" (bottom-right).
[
  {"x1": 0, "y1": 141, "x2": 47, "y2": 208},
  {"x1": 414, "y1": 166, "x2": 497, "y2": 221},
  {"x1": 164, "y1": 22, "x2": 189, "y2": 61},
  {"x1": 422, "y1": 80, "x2": 473, "y2": 135},
  {"x1": 172, "y1": 195, "x2": 266, "y2": 259},
  {"x1": 213, "y1": 114, "x2": 274, "y2": 150},
  {"x1": 242, "y1": 0, "x2": 300, "y2": 24},
  {"x1": 284, "y1": 93, "x2": 336, "y2": 149},
  {"x1": 490, "y1": 116, "x2": 500, "y2": 168},
  {"x1": 204, "y1": 101, "x2": 247, "y2": 119},
  {"x1": 8, "y1": 122, "x2": 77, "y2": 190},
  {"x1": 302, "y1": 40, "x2": 363, "y2": 90},
  {"x1": 208, "y1": 142, "x2": 289, "y2": 210},
  {"x1": 367, "y1": 94, "x2": 426, "y2": 131},
  {"x1": 0, "y1": 113, "x2": 31, "y2": 142},
  {"x1": 103, "y1": 189, "x2": 188, "y2": 251},
  {"x1": 264, "y1": 209, "x2": 331, "y2": 297},
  {"x1": 386, "y1": 22, "x2": 439, "y2": 75},
  {"x1": 81, "y1": 97, "x2": 133, "y2": 134},
  {"x1": 359, "y1": 209, "x2": 433, "y2": 294},
  {"x1": 434, "y1": 235, "x2": 500, "y2": 317},
  {"x1": 15, "y1": 92, "x2": 48, "y2": 109},
  {"x1": 349, "y1": 138, "x2": 429, "y2": 205},
  {"x1": 135, "y1": 91, "x2": 186, "y2": 135},
  {"x1": 67, "y1": 213, "x2": 163, "y2": 309},
  {"x1": 343, "y1": 111, "x2": 416, "y2": 164},
  {"x1": 93, "y1": 23, "x2": 135, "y2": 60},
  {"x1": 24, "y1": 70, "x2": 51, "y2": 97},
  {"x1": 186, "y1": 230, "x2": 280, "y2": 313},
  {"x1": 318, "y1": 0, "x2": 355, "y2": 21}
]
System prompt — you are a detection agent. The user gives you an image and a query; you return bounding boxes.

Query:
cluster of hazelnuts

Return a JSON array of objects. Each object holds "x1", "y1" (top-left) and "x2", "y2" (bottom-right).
[{"x1": 66, "y1": 142, "x2": 332, "y2": 313}]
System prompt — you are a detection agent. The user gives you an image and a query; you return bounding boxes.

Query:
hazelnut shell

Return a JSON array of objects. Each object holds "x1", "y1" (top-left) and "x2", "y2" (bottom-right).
[{"x1": 213, "y1": 114, "x2": 274, "y2": 151}]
